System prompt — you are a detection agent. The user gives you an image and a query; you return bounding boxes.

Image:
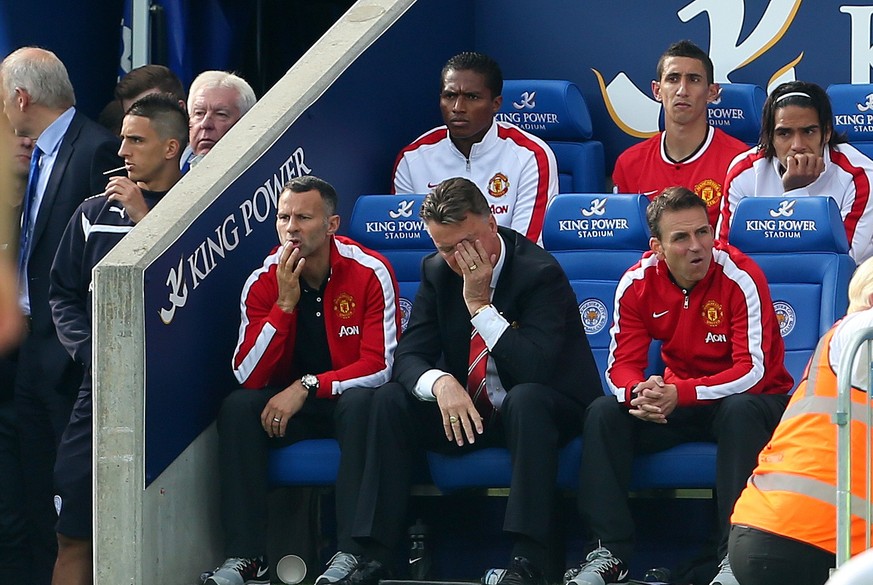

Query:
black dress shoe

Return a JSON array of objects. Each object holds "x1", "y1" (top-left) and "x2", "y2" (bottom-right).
[
  {"x1": 494, "y1": 557, "x2": 547, "y2": 585},
  {"x1": 337, "y1": 558, "x2": 391, "y2": 585}
]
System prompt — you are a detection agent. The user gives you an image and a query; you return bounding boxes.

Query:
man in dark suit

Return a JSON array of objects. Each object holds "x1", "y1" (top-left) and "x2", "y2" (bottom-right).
[
  {"x1": 316, "y1": 177, "x2": 602, "y2": 585},
  {"x1": 0, "y1": 46, "x2": 122, "y2": 584}
]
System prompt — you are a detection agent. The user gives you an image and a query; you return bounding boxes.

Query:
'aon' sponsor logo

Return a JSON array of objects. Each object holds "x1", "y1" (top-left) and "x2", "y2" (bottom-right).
[
  {"x1": 339, "y1": 325, "x2": 360, "y2": 337},
  {"x1": 705, "y1": 332, "x2": 727, "y2": 343}
]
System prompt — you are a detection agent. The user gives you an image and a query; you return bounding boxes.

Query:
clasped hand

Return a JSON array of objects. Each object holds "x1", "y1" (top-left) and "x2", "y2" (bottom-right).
[{"x1": 629, "y1": 375, "x2": 678, "y2": 424}]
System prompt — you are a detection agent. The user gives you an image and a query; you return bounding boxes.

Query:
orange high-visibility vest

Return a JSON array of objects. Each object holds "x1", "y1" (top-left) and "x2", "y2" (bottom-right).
[{"x1": 731, "y1": 326, "x2": 873, "y2": 555}]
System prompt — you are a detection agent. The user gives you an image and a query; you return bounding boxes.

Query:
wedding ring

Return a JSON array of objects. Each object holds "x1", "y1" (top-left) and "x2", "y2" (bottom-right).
[
  {"x1": 273, "y1": 417, "x2": 281, "y2": 423},
  {"x1": 449, "y1": 416, "x2": 459, "y2": 424},
  {"x1": 469, "y1": 264, "x2": 478, "y2": 271}
]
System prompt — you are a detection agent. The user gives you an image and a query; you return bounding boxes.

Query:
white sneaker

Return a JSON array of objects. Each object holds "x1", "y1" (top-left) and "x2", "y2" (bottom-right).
[
  {"x1": 315, "y1": 551, "x2": 361, "y2": 585},
  {"x1": 564, "y1": 547, "x2": 629, "y2": 585},
  {"x1": 203, "y1": 556, "x2": 270, "y2": 585},
  {"x1": 710, "y1": 556, "x2": 739, "y2": 585}
]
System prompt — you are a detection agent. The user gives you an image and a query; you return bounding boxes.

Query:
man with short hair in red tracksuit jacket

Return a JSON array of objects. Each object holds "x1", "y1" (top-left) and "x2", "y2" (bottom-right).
[
  {"x1": 566, "y1": 186, "x2": 792, "y2": 585},
  {"x1": 202, "y1": 176, "x2": 401, "y2": 585}
]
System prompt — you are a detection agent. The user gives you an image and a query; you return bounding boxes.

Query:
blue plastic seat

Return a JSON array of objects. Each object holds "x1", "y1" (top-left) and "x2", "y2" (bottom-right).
[
  {"x1": 728, "y1": 196, "x2": 854, "y2": 388},
  {"x1": 345, "y1": 194, "x2": 431, "y2": 332},
  {"x1": 827, "y1": 83, "x2": 873, "y2": 159},
  {"x1": 542, "y1": 193, "x2": 654, "y2": 390},
  {"x1": 706, "y1": 83, "x2": 765, "y2": 146},
  {"x1": 497, "y1": 79, "x2": 605, "y2": 193}
]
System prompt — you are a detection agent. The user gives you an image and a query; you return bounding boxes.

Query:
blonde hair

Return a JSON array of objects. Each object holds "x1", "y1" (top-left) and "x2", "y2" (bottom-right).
[{"x1": 847, "y1": 257, "x2": 873, "y2": 314}]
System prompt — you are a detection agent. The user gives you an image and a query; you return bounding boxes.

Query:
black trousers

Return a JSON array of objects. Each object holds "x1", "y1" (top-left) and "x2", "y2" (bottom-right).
[
  {"x1": 349, "y1": 382, "x2": 585, "y2": 570},
  {"x1": 13, "y1": 340, "x2": 78, "y2": 585},
  {"x1": 0, "y1": 399, "x2": 29, "y2": 580},
  {"x1": 216, "y1": 386, "x2": 374, "y2": 558},
  {"x1": 578, "y1": 392, "x2": 789, "y2": 563},
  {"x1": 729, "y1": 524, "x2": 834, "y2": 585}
]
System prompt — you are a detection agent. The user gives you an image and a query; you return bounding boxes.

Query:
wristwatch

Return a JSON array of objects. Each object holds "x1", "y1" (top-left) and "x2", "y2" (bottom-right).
[{"x1": 301, "y1": 374, "x2": 319, "y2": 393}]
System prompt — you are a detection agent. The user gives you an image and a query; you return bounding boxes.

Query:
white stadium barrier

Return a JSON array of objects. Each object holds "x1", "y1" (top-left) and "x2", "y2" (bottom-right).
[{"x1": 836, "y1": 326, "x2": 873, "y2": 569}]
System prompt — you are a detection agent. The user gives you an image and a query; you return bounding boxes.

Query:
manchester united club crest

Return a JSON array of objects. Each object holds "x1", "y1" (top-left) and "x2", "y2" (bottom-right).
[
  {"x1": 334, "y1": 292, "x2": 356, "y2": 319},
  {"x1": 695, "y1": 179, "x2": 722, "y2": 208},
  {"x1": 488, "y1": 173, "x2": 510, "y2": 198},
  {"x1": 702, "y1": 299, "x2": 723, "y2": 327}
]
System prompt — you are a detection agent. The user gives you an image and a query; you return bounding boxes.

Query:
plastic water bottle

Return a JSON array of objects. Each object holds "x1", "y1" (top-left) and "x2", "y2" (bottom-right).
[{"x1": 408, "y1": 518, "x2": 432, "y2": 580}]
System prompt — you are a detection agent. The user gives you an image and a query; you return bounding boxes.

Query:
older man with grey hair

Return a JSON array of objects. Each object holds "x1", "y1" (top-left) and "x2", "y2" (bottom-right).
[
  {"x1": 0, "y1": 45, "x2": 121, "y2": 585},
  {"x1": 182, "y1": 70, "x2": 256, "y2": 170}
]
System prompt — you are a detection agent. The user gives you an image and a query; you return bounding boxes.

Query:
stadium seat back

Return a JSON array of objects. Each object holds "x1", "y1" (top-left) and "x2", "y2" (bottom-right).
[
  {"x1": 707, "y1": 83, "x2": 765, "y2": 145},
  {"x1": 497, "y1": 80, "x2": 605, "y2": 193},
  {"x1": 729, "y1": 196, "x2": 854, "y2": 388},
  {"x1": 827, "y1": 83, "x2": 873, "y2": 159},
  {"x1": 542, "y1": 193, "x2": 658, "y2": 390},
  {"x1": 347, "y1": 194, "x2": 431, "y2": 332}
]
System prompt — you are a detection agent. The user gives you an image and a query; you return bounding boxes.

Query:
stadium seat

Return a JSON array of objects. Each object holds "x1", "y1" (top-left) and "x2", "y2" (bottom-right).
[
  {"x1": 268, "y1": 438, "x2": 340, "y2": 486},
  {"x1": 728, "y1": 196, "x2": 854, "y2": 388},
  {"x1": 345, "y1": 194, "x2": 431, "y2": 332},
  {"x1": 427, "y1": 435, "x2": 583, "y2": 492},
  {"x1": 542, "y1": 193, "x2": 654, "y2": 390},
  {"x1": 707, "y1": 83, "x2": 765, "y2": 146},
  {"x1": 496, "y1": 79, "x2": 605, "y2": 193},
  {"x1": 827, "y1": 83, "x2": 873, "y2": 158}
]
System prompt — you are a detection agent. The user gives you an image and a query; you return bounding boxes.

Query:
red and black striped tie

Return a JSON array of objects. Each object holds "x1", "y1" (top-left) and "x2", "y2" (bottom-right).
[{"x1": 466, "y1": 327, "x2": 494, "y2": 419}]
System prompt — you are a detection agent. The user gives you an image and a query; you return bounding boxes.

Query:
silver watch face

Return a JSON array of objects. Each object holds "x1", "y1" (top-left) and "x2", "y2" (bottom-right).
[{"x1": 302, "y1": 374, "x2": 318, "y2": 390}]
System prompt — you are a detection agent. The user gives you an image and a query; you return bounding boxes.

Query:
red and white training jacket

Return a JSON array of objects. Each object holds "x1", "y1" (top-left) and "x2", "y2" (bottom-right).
[
  {"x1": 232, "y1": 235, "x2": 400, "y2": 398},
  {"x1": 392, "y1": 120, "x2": 558, "y2": 244},
  {"x1": 716, "y1": 144, "x2": 873, "y2": 263},
  {"x1": 606, "y1": 242, "x2": 793, "y2": 407}
]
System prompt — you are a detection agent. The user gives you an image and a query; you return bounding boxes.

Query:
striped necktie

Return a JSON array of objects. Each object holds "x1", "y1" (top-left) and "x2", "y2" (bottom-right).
[
  {"x1": 17, "y1": 145, "x2": 43, "y2": 281},
  {"x1": 466, "y1": 327, "x2": 494, "y2": 419}
]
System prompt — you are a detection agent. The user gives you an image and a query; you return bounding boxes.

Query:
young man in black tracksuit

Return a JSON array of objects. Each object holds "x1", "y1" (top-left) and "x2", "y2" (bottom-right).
[{"x1": 48, "y1": 93, "x2": 187, "y2": 585}]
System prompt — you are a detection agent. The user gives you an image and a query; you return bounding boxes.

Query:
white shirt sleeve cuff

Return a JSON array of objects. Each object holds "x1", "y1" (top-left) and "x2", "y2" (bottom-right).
[
  {"x1": 412, "y1": 369, "x2": 449, "y2": 401},
  {"x1": 471, "y1": 305, "x2": 509, "y2": 349}
]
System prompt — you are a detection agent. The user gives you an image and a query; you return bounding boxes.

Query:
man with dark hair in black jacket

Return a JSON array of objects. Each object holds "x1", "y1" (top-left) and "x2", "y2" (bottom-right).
[{"x1": 48, "y1": 93, "x2": 186, "y2": 585}]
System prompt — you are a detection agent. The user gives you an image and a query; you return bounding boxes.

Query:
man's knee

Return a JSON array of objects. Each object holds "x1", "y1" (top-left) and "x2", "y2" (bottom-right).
[
  {"x1": 217, "y1": 388, "x2": 263, "y2": 428},
  {"x1": 586, "y1": 394, "x2": 624, "y2": 423},
  {"x1": 336, "y1": 386, "x2": 374, "y2": 414},
  {"x1": 714, "y1": 393, "x2": 787, "y2": 438},
  {"x1": 716, "y1": 393, "x2": 780, "y2": 422},
  {"x1": 501, "y1": 383, "x2": 550, "y2": 419},
  {"x1": 335, "y1": 386, "x2": 375, "y2": 427},
  {"x1": 371, "y1": 382, "x2": 407, "y2": 415},
  {"x1": 718, "y1": 392, "x2": 759, "y2": 414}
]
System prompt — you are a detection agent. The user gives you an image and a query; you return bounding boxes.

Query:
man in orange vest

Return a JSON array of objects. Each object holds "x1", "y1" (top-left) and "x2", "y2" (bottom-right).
[{"x1": 729, "y1": 257, "x2": 873, "y2": 585}]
